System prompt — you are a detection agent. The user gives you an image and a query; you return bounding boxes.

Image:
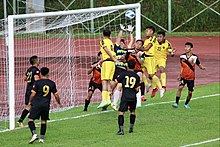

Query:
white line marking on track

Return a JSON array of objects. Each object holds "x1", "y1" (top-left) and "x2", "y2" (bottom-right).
[
  {"x1": 180, "y1": 138, "x2": 220, "y2": 147},
  {"x1": 0, "y1": 93, "x2": 219, "y2": 133}
]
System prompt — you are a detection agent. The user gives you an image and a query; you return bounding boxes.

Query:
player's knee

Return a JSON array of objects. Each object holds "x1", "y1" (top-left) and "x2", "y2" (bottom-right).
[
  {"x1": 28, "y1": 118, "x2": 34, "y2": 122},
  {"x1": 41, "y1": 120, "x2": 47, "y2": 124}
]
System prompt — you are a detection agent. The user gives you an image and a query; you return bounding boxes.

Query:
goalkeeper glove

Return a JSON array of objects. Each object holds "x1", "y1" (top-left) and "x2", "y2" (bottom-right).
[
  {"x1": 127, "y1": 25, "x2": 134, "y2": 33},
  {"x1": 120, "y1": 24, "x2": 126, "y2": 32}
]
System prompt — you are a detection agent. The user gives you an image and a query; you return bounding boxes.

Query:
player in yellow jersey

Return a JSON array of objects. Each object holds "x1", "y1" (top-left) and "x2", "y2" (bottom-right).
[
  {"x1": 97, "y1": 30, "x2": 118, "y2": 109},
  {"x1": 140, "y1": 26, "x2": 165, "y2": 98},
  {"x1": 154, "y1": 31, "x2": 175, "y2": 91}
]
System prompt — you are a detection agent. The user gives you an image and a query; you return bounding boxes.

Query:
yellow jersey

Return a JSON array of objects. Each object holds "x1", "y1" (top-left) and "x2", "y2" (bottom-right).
[
  {"x1": 154, "y1": 39, "x2": 173, "y2": 60},
  {"x1": 143, "y1": 36, "x2": 157, "y2": 56},
  {"x1": 100, "y1": 38, "x2": 115, "y2": 60}
]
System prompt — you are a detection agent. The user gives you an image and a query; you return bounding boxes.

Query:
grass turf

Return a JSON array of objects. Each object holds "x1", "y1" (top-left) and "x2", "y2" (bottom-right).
[{"x1": 0, "y1": 83, "x2": 219, "y2": 147}]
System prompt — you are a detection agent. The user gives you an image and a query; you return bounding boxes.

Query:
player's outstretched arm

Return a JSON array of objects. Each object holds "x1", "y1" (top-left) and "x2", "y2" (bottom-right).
[
  {"x1": 127, "y1": 25, "x2": 134, "y2": 49},
  {"x1": 116, "y1": 24, "x2": 126, "y2": 45}
]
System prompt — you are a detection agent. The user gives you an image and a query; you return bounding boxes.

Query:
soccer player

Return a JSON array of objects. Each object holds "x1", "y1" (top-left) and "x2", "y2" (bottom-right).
[
  {"x1": 140, "y1": 26, "x2": 165, "y2": 98},
  {"x1": 124, "y1": 40, "x2": 145, "y2": 102},
  {"x1": 111, "y1": 24, "x2": 134, "y2": 110},
  {"x1": 154, "y1": 31, "x2": 175, "y2": 91},
  {"x1": 172, "y1": 42, "x2": 205, "y2": 109},
  {"x1": 116, "y1": 60, "x2": 140, "y2": 135},
  {"x1": 17, "y1": 56, "x2": 40, "y2": 128},
  {"x1": 97, "y1": 29, "x2": 118, "y2": 109},
  {"x1": 83, "y1": 52, "x2": 102, "y2": 111},
  {"x1": 28, "y1": 67, "x2": 61, "y2": 144}
]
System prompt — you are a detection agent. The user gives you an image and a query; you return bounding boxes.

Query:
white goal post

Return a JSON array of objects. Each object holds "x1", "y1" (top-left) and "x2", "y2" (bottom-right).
[{"x1": 6, "y1": 3, "x2": 141, "y2": 130}]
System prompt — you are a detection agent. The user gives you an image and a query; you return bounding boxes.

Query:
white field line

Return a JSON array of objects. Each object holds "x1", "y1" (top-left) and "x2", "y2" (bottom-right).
[
  {"x1": 144, "y1": 93, "x2": 220, "y2": 107},
  {"x1": 180, "y1": 138, "x2": 220, "y2": 147},
  {"x1": 0, "y1": 93, "x2": 219, "y2": 133}
]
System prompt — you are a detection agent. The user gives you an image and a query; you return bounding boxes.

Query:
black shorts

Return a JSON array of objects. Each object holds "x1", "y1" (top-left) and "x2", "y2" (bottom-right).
[
  {"x1": 113, "y1": 66, "x2": 126, "y2": 81},
  {"x1": 88, "y1": 80, "x2": 102, "y2": 92},
  {"x1": 25, "y1": 89, "x2": 32, "y2": 105},
  {"x1": 28, "y1": 105, "x2": 50, "y2": 120},
  {"x1": 179, "y1": 77, "x2": 194, "y2": 92},
  {"x1": 118, "y1": 98, "x2": 137, "y2": 112}
]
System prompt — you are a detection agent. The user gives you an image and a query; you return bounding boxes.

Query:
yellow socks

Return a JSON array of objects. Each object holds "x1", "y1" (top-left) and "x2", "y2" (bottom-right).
[
  {"x1": 152, "y1": 75, "x2": 162, "y2": 89},
  {"x1": 161, "y1": 72, "x2": 166, "y2": 87}
]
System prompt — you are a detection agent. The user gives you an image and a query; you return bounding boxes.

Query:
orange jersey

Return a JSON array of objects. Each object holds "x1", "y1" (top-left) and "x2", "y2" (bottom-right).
[
  {"x1": 180, "y1": 53, "x2": 201, "y2": 80},
  {"x1": 91, "y1": 61, "x2": 102, "y2": 84},
  {"x1": 125, "y1": 53, "x2": 142, "y2": 71}
]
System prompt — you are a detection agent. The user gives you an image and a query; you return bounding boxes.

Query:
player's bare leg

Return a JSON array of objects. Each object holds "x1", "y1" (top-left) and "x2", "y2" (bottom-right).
[
  {"x1": 172, "y1": 86, "x2": 184, "y2": 108},
  {"x1": 28, "y1": 118, "x2": 38, "y2": 144},
  {"x1": 117, "y1": 111, "x2": 125, "y2": 135},
  {"x1": 84, "y1": 91, "x2": 93, "y2": 111}
]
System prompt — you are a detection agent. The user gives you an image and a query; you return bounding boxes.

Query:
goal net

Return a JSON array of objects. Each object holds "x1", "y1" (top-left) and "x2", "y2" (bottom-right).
[{"x1": 0, "y1": 3, "x2": 141, "y2": 131}]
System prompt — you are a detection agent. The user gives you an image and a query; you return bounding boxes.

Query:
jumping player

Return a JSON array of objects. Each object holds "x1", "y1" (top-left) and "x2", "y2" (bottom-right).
[
  {"x1": 97, "y1": 29, "x2": 118, "y2": 108},
  {"x1": 172, "y1": 42, "x2": 205, "y2": 109},
  {"x1": 140, "y1": 26, "x2": 165, "y2": 98},
  {"x1": 83, "y1": 52, "x2": 102, "y2": 111},
  {"x1": 124, "y1": 40, "x2": 145, "y2": 101},
  {"x1": 28, "y1": 67, "x2": 61, "y2": 144},
  {"x1": 116, "y1": 60, "x2": 140, "y2": 135},
  {"x1": 17, "y1": 56, "x2": 40, "y2": 128},
  {"x1": 154, "y1": 31, "x2": 175, "y2": 91},
  {"x1": 111, "y1": 24, "x2": 134, "y2": 110}
]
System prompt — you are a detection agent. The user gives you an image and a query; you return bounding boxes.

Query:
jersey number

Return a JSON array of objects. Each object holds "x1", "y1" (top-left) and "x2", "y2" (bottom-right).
[
  {"x1": 26, "y1": 72, "x2": 32, "y2": 83},
  {"x1": 43, "y1": 85, "x2": 50, "y2": 96},
  {"x1": 125, "y1": 76, "x2": 136, "y2": 88}
]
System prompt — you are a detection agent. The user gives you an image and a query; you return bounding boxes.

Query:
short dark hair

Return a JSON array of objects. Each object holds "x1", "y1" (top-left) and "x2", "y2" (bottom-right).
[
  {"x1": 40, "y1": 67, "x2": 49, "y2": 76},
  {"x1": 157, "y1": 31, "x2": 166, "y2": 36},
  {"x1": 30, "y1": 56, "x2": 38, "y2": 65},
  {"x1": 185, "y1": 42, "x2": 193, "y2": 48},
  {"x1": 128, "y1": 60, "x2": 135, "y2": 69},
  {"x1": 97, "y1": 51, "x2": 102, "y2": 56},
  {"x1": 146, "y1": 26, "x2": 155, "y2": 34},
  {"x1": 136, "y1": 39, "x2": 144, "y2": 46},
  {"x1": 103, "y1": 30, "x2": 111, "y2": 37},
  {"x1": 120, "y1": 39, "x2": 125, "y2": 44}
]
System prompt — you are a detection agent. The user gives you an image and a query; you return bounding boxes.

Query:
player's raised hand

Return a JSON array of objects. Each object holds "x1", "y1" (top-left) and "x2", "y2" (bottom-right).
[
  {"x1": 120, "y1": 24, "x2": 126, "y2": 32},
  {"x1": 127, "y1": 25, "x2": 134, "y2": 33}
]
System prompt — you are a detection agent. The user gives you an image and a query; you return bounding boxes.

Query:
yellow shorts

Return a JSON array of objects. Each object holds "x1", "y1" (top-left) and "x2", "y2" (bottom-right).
[
  {"x1": 101, "y1": 61, "x2": 115, "y2": 80},
  {"x1": 155, "y1": 58, "x2": 167, "y2": 69},
  {"x1": 142, "y1": 57, "x2": 156, "y2": 75}
]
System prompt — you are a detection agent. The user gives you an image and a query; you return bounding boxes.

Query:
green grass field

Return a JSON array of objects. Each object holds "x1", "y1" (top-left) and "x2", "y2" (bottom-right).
[{"x1": 0, "y1": 83, "x2": 219, "y2": 147}]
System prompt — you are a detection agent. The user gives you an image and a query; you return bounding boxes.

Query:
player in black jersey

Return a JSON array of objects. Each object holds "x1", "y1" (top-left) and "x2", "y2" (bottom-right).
[
  {"x1": 116, "y1": 60, "x2": 140, "y2": 135},
  {"x1": 111, "y1": 24, "x2": 134, "y2": 110},
  {"x1": 17, "y1": 56, "x2": 40, "y2": 128},
  {"x1": 28, "y1": 67, "x2": 61, "y2": 144}
]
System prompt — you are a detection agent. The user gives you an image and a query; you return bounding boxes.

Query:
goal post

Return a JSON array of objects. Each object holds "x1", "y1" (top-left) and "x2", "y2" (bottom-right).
[{"x1": 5, "y1": 3, "x2": 141, "y2": 130}]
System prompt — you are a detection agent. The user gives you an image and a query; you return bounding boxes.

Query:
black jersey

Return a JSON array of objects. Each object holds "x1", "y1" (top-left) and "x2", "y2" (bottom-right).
[
  {"x1": 117, "y1": 71, "x2": 140, "y2": 101},
  {"x1": 32, "y1": 79, "x2": 57, "y2": 106},
  {"x1": 26, "y1": 66, "x2": 40, "y2": 89}
]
